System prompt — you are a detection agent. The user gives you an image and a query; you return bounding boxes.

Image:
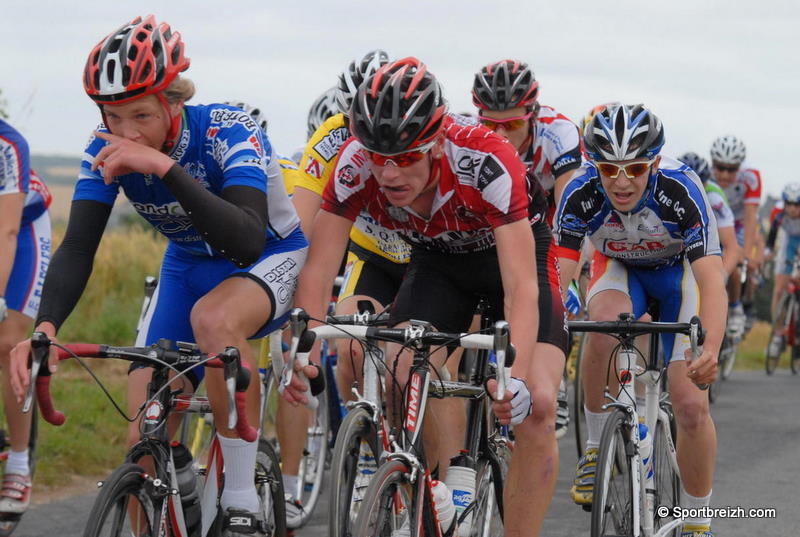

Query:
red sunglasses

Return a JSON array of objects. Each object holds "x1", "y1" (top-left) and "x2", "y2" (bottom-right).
[
  {"x1": 478, "y1": 113, "x2": 532, "y2": 132},
  {"x1": 366, "y1": 141, "x2": 436, "y2": 168}
]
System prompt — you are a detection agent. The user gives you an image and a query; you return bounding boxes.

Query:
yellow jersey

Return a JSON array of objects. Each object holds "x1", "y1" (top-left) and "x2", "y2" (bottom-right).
[{"x1": 297, "y1": 114, "x2": 410, "y2": 264}]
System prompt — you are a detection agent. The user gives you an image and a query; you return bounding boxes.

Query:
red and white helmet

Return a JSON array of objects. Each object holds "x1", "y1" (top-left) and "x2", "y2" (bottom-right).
[{"x1": 83, "y1": 15, "x2": 190, "y2": 105}]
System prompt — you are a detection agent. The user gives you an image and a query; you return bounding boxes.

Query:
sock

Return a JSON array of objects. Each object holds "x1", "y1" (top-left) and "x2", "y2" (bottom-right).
[
  {"x1": 6, "y1": 450, "x2": 29, "y2": 476},
  {"x1": 282, "y1": 474, "x2": 299, "y2": 498},
  {"x1": 585, "y1": 407, "x2": 610, "y2": 450},
  {"x1": 681, "y1": 487, "x2": 712, "y2": 526},
  {"x1": 218, "y1": 433, "x2": 259, "y2": 512}
]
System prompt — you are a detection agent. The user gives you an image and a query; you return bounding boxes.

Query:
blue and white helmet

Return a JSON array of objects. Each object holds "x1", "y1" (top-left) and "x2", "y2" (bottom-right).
[
  {"x1": 710, "y1": 135, "x2": 746, "y2": 165},
  {"x1": 783, "y1": 183, "x2": 800, "y2": 204},
  {"x1": 678, "y1": 152, "x2": 711, "y2": 183},
  {"x1": 584, "y1": 103, "x2": 664, "y2": 162}
]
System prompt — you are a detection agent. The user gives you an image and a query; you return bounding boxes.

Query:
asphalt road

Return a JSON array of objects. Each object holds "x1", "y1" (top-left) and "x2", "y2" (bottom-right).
[{"x1": 14, "y1": 369, "x2": 799, "y2": 536}]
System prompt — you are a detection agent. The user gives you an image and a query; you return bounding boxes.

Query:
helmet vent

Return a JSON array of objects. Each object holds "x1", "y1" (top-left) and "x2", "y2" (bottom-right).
[
  {"x1": 106, "y1": 60, "x2": 116, "y2": 83},
  {"x1": 128, "y1": 46, "x2": 138, "y2": 61},
  {"x1": 136, "y1": 31, "x2": 147, "y2": 42},
  {"x1": 122, "y1": 65, "x2": 132, "y2": 85}
]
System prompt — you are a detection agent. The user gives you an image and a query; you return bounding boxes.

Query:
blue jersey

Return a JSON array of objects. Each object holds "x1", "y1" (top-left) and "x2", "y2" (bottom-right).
[
  {"x1": 74, "y1": 104, "x2": 298, "y2": 257},
  {"x1": 555, "y1": 156, "x2": 721, "y2": 268},
  {"x1": 0, "y1": 119, "x2": 50, "y2": 224}
]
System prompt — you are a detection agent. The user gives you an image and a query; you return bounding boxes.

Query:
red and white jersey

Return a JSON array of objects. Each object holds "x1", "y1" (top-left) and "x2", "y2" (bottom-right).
[
  {"x1": 322, "y1": 116, "x2": 533, "y2": 254},
  {"x1": 522, "y1": 105, "x2": 584, "y2": 194},
  {"x1": 721, "y1": 162, "x2": 762, "y2": 226}
]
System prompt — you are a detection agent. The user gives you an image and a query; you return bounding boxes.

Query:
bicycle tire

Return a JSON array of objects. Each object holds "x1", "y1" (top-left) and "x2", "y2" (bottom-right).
[
  {"x1": 353, "y1": 459, "x2": 438, "y2": 537},
  {"x1": 256, "y1": 438, "x2": 287, "y2": 537},
  {"x1": 82, "y1": 463, "x2": 165, "y2": 537},
  {"x1": 590, "y1": 408, "x2": 635, "y2": 537},
  {"x1": 767, "y1": 294, "x2": 791, "y2": 375},
  {"x1": 291, "y1": 387, "x2": 329, "y2": 528},
  {"x1": 792, "y1": 345, "x2": 800, "y2": 375},
  {"x1": 766, "y1": 326, "x2": 782, "y2": 376},
  {"x1": 653, "y1": 407, "x2": 680, "y2": 537},
  {"x1": 573, "y1": 331, "x2": 588, "y2": 458},
  {"x1": 470, "y1": 438, "x2": 511, "y2": 537},
  {"x1": 328, "y1": 406, "x2": 380, "y2": 537},
  {"x1": 719, "y1": 333, "x2": 737, "y2": 381}
]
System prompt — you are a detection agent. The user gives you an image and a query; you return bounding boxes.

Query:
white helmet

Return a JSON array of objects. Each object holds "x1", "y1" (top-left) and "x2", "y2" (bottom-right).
[
  {"x1": 224, "y1": 101, "x2": 268, "y2": 133},
  {"x1": 307, "y1": 86, "x2": 338, "y2": 139},
  {"x1": 710, "y1": 135, "x2": 746, "y2": 165},
  {"x1": 783, "y1": 183, "x2": 800, "y2": 204},
  {"x1": 335, "y1": 49, "x2": 390, "y2": 116}
]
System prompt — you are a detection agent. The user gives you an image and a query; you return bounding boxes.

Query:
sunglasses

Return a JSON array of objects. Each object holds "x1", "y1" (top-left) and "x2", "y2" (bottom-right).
[
  {"x1": 713, "y1": 162, "x2": 740, "y2": 173},
  {"x1": 366, "y1": 141, "x2": 436, "y2": 168},
  {"x1": 478, "y1": 113, "x2": 532, "y2": 132},
  {"x1": 596, "y1": 160, "x2": 655, "y2": 179}
]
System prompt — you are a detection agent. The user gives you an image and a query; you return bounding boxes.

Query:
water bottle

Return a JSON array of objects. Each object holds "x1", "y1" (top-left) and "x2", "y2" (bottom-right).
[
  {"x1": 444, "y1": 453, "x2": 476, "y2": 537},
  {"x1": 172, "y1": 442, "x2": 201, "y2": 535},
  {"x1": 430, "y1": 480, "x2": 456, "y2": 535}
]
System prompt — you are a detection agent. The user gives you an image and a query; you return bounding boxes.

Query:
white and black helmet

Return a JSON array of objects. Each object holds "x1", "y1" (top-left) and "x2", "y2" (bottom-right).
[
  {"x1": 335, "y1": 49, "x2": 390, "y2": 116},
  {"x1": 307, "y1": 86, "x2": 338, "y2": 139},
  {"x1": 223, "y1": 101, "x2": 268, "y2": 133},
  {"x1": 783, "y1": 183, "x2": 800, "y2": 204},
  {"x1": 583, "y1": 103, "x2": 664, "y2": 162},
  {"x1": 710, "y1": 135, "x2": 746, "y2": 165}
]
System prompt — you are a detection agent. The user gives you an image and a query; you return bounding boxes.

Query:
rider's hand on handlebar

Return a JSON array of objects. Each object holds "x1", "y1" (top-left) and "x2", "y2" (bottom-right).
[
  {"x1": 9, "y1": 326, "x2": 59, "y2": 403},
  {"x1": 487, "y1": 376, "x2": 532, "y2": 426},
  {"x1": 279, "y1": 359, "x2": 321, "y2": 407},
  {"x1": 684, "y1": 347, "x2": 717, "y2": 386}
]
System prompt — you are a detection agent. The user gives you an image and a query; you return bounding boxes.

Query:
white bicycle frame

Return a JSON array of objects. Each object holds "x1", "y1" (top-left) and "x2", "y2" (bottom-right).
[{"x1": 605, "y1": 346, "x2": 683, "y2": 537}]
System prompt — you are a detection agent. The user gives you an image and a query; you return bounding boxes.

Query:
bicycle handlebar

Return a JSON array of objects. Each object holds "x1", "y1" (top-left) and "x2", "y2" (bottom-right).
[
  {"x1": 568, "y1": 315, "x2": 709, "y2": 390},
  {"x1": 24, "y1": 332, "x2": 258, "y2": 441},
  {"x1": 286, "y1": 308, "x2": 516, "y2": 401}
]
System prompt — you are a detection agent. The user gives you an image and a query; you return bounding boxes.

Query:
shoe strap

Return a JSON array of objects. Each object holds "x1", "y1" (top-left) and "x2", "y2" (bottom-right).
[{"x1": 0, "y1": 474, "x2": 31, "y2": 501}]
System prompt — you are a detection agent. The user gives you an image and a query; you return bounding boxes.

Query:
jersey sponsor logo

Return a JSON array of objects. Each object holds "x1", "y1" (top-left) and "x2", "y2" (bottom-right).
[
  {"x1": 304, "y1": 157, "x2": 323, "y2": 179},
  {"x1": 171, "y1": 129, "x2": 191, "y2": 162},
  {"x1": 0, "y1": 143, "x2": 21, "y2": 189},
  {"x1": 637, "y1": 223, "x2": 662, "y2": 234},
  {"x1": 312, "y1": 127, "x2": 349, "y2": 161},
  {"x1": 560, "y1": 213, "x2": 587, "y2": 232},
  {"x1": 477, "y1": 155, "x2": 505, "y2": 189},
  {"x1": 132, "y1": 201, "x2": 194, "y2": 234},
  {"x1": 248, "y1": 134, "x2": 263, "y2": 158},
  {"x1": 183, "y1": 162, "x2": 209, "y2": 187},
  {"x1": 263, "y1": 258, "x2": 299, "y2": 304},
  {"x1": 337, "y1": 164, "x2": 360, "y2": 188},
  {"x1": 604, "y1": 239, "x2": 666, "y2": 257},
  {"x1": 656, "y1": 188, "x2": 687, "y2": 218},
  {"x1": 451, "y1": 147, "x2": 486, "y2": 185},
  {"x1": 132, "y1": 201, "x2": 187, "y2": 217},
  {"x1": 553, "y1": 154, "x2": 578, "y2": 172},
  {"x1": 209, "y1": 109, "x2": 258, "y2": 131}
]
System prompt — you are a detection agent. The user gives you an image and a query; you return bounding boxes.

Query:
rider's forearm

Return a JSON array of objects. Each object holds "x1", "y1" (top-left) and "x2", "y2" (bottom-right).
[
  {"x1": 695, "y1": 258, "x2": 728, "y2": 354},
  {"x1": 743, "y1": 205, "x2": 758, "y2": 259}
]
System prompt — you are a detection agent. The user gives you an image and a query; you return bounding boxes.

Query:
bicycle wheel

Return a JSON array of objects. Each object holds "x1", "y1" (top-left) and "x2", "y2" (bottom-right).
[
  {"x1": 573, "y1": 331, "x2": 588, "y2": 458},
  {"x1": 792, "y1": 345, "x2": 800, "y2": 375},
  {"x1": 470, "y1": 437, "x2": 511, "y2": 537},
  {"x1": 653, "y1": 408, "x2": 680, "y2": 537},
  {"x1": 291, "y1": 387, "x2": 329, "y2": 527},
  {"x1": 256, "y1": 438, "x2": 287, "y2": 537},
  {"x1": 591, "y1": 409, "x2": 635, "y2": 537},
  {"x1": 353, "y1": 459, "x2": 437, "y2": 537},
  {"x1": 767, "y1": 295, "x2": 791, "y2": 375},
  {"x1": 329, "y1": 406, "x2": 380, "y2": 537},
  {"x1": 83, "y1": 463, "x2": 165, "y2": 537},
  {"x1": 719, "y1": 333, "x2": 737, "y2": 381}
]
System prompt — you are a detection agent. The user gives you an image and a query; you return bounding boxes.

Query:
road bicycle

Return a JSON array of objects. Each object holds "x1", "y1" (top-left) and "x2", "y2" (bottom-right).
[
  {"x1": 23, "y1": 332, "x2": 285, "y2": 537},
  {"x1": 766, "y1": 257, "x2": 800, "y2": 375},
  {"x1": 284, "y1": 308, "x2": 515, "y2": 537},
  {"x1": 569, "y1": 314, "x2": 704, "y2": 537}
]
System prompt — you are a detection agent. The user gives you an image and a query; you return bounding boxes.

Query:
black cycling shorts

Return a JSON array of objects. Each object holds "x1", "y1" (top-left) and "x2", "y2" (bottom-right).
[
  {"x1": 338, "y1": 243, "x2": 408, "y2": 307},
  {"x1": 390, "y1": 221, "x2": 568, "y2": 355}
]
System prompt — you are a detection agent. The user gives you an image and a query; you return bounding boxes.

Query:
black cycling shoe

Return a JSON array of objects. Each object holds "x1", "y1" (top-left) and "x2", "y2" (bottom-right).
[{"x1": 222, "y1": 507, "x2": 266, "y2": 536}]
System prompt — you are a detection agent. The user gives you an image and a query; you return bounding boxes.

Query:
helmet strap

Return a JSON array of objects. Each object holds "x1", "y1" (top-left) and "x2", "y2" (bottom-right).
[{"x1": 156, "y1": 92, "x2": 183, "y2": 152}]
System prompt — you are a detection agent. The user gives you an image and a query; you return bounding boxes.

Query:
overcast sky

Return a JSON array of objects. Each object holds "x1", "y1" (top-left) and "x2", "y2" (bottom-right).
[{"x1": 3, "y1": 0, "x2": 798, "y2": 195}]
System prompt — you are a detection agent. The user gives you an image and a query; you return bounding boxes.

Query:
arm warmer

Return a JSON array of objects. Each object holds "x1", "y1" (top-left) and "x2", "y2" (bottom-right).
[
  {"x1": 35, "y1": 200, "x2": 111, "y2": 331},
  {"x1": 161, "y1": 163, "x2": 267, "y2": 267}
]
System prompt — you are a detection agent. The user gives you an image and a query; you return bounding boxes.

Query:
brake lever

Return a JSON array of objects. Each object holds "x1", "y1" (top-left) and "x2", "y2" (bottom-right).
[
  {"x1": 23, "y1": 332, "x2": 51, "y2": 413},
  {"x1": 220, "y1": 347, "x2": 241, "y2": 430},
  {"x1": 689, "y1": 316, "x2": 709, "y2": 391},
  {"x1": 493, "y1": 321, "x2": 511, "y2": 400}
]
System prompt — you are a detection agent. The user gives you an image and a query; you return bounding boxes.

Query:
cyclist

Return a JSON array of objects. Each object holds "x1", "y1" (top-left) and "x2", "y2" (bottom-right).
[
  {"x1": 766, "y1": 183, "x2": 800, "y2": 351},
  {"x1": 709, "y1": 135, "x2": 762, "y2": 338},
  {"x1": 472, "y1": 59, "x2": 584, "y2": 216},
  {"x1": 678, "y1": 152, "x2": 742, "y2": 278},
  {"x1": 8, "y1": 16, "x2": 306, "y2": 536},
  {"x1": 556, "y1": 104, "x2": 725, "y2": 537},
  {"x1": 284, "y1": 57, "x2": 568, "y2": 537},
  {"x1": 306, "y1": 86, "x2": 339, "y2": 141},
  {"x1": 0, "y1": 120, "x2": 51, "y2": 515},
  {"x1": 280, "y1": 49, "x2": 401, "y2": 526},
  {"x1": 472, "y1": 59, "x2": 583, "y2": 438}
]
